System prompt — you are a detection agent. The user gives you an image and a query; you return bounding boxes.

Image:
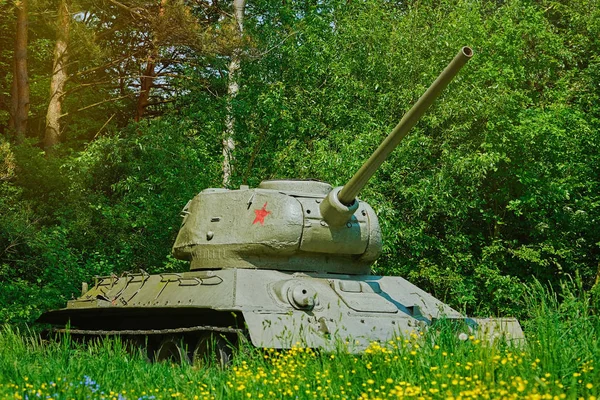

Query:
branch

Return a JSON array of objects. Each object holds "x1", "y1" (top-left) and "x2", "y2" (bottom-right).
[
  {"x1": 105, "y1": 0, "x2": 148, "y2": 20},
  {"x1": 148, "y1": 98, "x2": 176, "y2": 106},
  {"x1": 60, "y1": 94, "x2": 134, "y2": 118},
  {"x1": 150, "y1": 84, "x2": 177, "y2": 90},
  {"x1": 242, "y1": 128, "x2": 268, "y2": 184},
  {"x1": 62, "y1": 80, "x2": 117, "y2": 96},
  {"x1": 92, "y1": 113, "x2": 116, "y2": 140},
  {"x1": 75, "y1": 59, "x2": 126, "y2": 77},
  {"x1": 247, "y1": 30, "x2": 298, "y2": 60}
]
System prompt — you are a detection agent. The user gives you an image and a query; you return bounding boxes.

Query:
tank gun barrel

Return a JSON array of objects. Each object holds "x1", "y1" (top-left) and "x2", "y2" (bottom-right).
[
  {"x1": 339, "y1": 46, "x2": 473, "y2": 204},
  {"x1": 320, "y1": 46, "x2": 473, "y2": 226}
]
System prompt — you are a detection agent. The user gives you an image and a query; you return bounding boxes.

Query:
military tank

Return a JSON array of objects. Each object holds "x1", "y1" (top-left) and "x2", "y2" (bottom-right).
[{"x1": 38, "y1": 47, "x2": 523, "y2": 364}]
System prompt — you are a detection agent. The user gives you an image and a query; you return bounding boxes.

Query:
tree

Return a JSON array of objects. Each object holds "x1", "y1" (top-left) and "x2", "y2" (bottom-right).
[
  {"x1": 74, "y1": 0, "x2": 215, "y2": 125},
  {"x1": 44, "y1": 0, "x2": 70, "y2": 151},
  {"x1": 0, "y1": 2, "x2": 14, "y2": 137},
  {"x1": 134, "y1": 0, "x2": 166, "y2": 122},
  {"x1": 222, "y1": 0, "x2": 246, "y2": 187},
  {"x1": 10, "y1": 0, "x2": 30, "y2": 142}
]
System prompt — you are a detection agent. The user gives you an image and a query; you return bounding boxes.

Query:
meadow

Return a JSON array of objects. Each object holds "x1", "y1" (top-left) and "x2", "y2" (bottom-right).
[{"x1": 0, "y1": 279, "x2": 598, "y2": 400}]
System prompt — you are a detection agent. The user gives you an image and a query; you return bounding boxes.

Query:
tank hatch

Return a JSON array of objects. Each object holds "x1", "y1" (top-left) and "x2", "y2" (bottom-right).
[{"x1": 258, "y1": 180, "x2": 332, "y2": 195}]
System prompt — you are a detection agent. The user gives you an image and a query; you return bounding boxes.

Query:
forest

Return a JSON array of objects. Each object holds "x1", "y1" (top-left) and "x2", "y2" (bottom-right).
[{"x1": 0, "y1": 0, "x2": 599, "y2": 326}]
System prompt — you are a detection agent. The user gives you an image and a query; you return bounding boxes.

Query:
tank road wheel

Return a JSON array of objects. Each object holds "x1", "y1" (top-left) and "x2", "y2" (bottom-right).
[
  {"x1": 155, "y1": 336, "x2": 190, "y2": 364},
  {"x1": 192, "y1": 333, "x2": 232, "y2": 368}
]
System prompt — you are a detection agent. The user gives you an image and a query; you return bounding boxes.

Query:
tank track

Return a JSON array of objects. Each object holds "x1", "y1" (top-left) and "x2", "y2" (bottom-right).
[
  {"x1": 46, "y1": 324, "x2": 241, "y2": 365},
  {"x1": 49, "y1": 325, "x2": 242, "y2": 336}
]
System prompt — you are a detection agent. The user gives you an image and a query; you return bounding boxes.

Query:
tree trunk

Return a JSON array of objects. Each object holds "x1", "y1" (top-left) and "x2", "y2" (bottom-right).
[
  {"x1": 222, "y1": 0, "x2": 246, "y2": 187},
  {"x1": 12, "y1": 0, "x2": 30, "y2": 142},
  {"x1": 134, "y1": 59, "x2": 155, "y2": 122},
  {"x1": 44, "y1": 0, "x2": 70, "y2": 151},
  {"x1": 8, "y1": 60, "x2": 17, "y2": 132},
  {"x1": 134, "y1": 0, "x2": 166, "y2": 123}
]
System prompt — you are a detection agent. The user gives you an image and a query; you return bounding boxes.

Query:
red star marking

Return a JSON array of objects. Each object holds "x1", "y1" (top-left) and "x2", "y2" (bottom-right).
[{"x1": 253, "y1": 202, "x2": 271, "y2": 225}]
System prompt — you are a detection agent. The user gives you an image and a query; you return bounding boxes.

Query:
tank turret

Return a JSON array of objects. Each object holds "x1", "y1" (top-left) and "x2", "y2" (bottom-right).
[
  {"x1": 172, "y1": 47, "x2": 474, "y2": 275},
  {"x1": 171, "y1": 179, "x2": 382, "y2": 274}
]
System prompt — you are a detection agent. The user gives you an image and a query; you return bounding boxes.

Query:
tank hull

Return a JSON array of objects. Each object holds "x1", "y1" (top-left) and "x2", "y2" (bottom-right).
[{"x1": 38, "y1": 269, "x2": 523, "y2": 351}]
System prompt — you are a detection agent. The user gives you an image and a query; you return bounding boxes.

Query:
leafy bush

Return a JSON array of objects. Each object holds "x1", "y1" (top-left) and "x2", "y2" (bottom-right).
[{"x1": 0, "y1": 118, "x2": 220, "y2": 324}]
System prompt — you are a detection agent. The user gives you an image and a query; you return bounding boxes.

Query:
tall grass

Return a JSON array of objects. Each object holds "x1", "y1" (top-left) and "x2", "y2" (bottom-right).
[
  {"x1": 523, "y1": 277, "x2": 600, "y2": 382},
  {"x1": 0, "y1": 279, "x2": 598, "y2": 399}
]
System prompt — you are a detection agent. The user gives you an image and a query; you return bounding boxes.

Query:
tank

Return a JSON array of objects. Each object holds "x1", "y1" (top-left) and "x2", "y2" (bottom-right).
[{"x1": 38, "y1": 47, "x2": 523, "y2": 364}]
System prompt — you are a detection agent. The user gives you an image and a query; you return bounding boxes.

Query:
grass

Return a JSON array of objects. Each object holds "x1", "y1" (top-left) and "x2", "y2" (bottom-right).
[{"x1": 0, "y1": 278, "x2": 599, "y2": 400}]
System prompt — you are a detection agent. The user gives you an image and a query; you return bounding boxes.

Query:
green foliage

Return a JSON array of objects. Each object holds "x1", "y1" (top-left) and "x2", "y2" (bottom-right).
[
  {"x1": 61, "y1": 118, "x2": 219, "y2": 271},
  {"x1": 0, "y1": 139, "x2": 66, "y2": 324},
  {"x1": 0, "y1": 118, "x2": 220, "y2": 324},
  {"x1": 1, "y1": 0, "x2": 600, "y2": 323}
]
